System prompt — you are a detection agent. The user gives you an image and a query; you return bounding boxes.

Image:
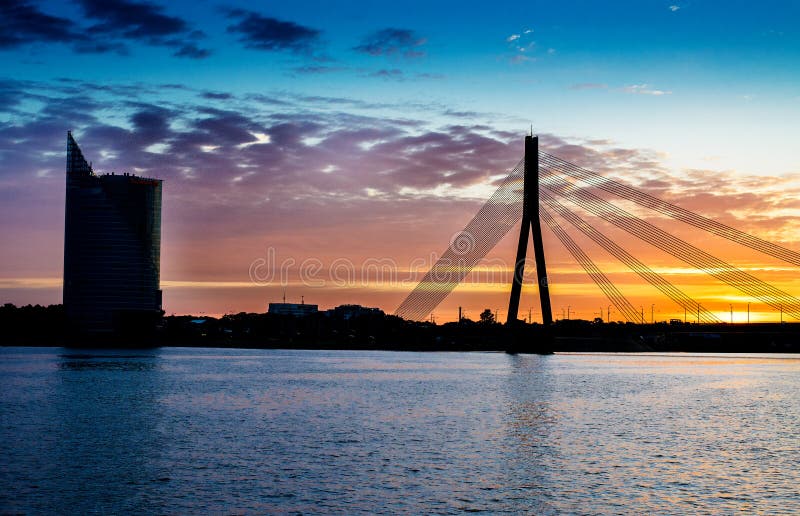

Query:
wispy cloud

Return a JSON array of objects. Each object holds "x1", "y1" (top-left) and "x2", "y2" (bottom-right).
[
  {"x1": 367, "y1": 69, "x2": 405, "y2": 80},
  {"x1": 225, "y1": 8, "x2": 321, "y2": 54},
  {"x1": 291, "y1": 65, "x2": 348, "y2": 75},
  {"x1": 668, "y1": 5, "x2": 681, "y2": 12},
  {"x1": 504, "y1": 27, "x2": 540, "y2": 64},
  {"x1": 622, "y1": 84, "x2": 672, "y2": 96},
  {"x1": 354, "y1": 28, "x2": 426, "y2": 59}
]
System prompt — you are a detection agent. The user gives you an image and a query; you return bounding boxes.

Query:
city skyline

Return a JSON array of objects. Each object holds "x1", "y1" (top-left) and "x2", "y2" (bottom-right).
[{"x1": 2, "y1": 0, "x2": 800, "y2": 322}]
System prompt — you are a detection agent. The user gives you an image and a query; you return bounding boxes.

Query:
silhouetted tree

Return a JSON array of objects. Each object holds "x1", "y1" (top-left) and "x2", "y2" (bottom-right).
[{"x1": 479, "y1": 308, "x2": 495, "y2": 325}]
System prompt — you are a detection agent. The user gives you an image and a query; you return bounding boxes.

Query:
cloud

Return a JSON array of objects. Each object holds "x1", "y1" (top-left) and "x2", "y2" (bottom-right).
[
  {"x1": 0, "y1": 0, "x2": 209, "y2": 58},
  {"x1": 510, "y1": 55, "x2": 535, "y2": 64},
  {"x1": 504, "y1": 27, "x2": 541, "y2": 64},
  {"x1": 5, "y1": 79, "x2": 797, "y2": 318},
  {"x1": 367, "y1": 69, "x2": 405, "y2": 80},
  {"x1": 77, "y1": 0, "x2": 210, "y2": 58},
  {"x1": 669, "y1": 5, "x2": 680, "y2": 12},
  {"x1": 225, "y1": 8, "x2": 320, "y2": 53},
  {"x1": 201, "y1": 91, "x2": 233, "y2": 100},
  {"x1": 0, "y1": 1, "x2": 86, "y2": 49},
  {"x1": 622, "y1": 84, "x2": 672, "y2": 96},
  {"x1": 354, "y1": 28, "x2": 427, "y2": 58},
  {"x1": 290, "y1": 65, "x2": 348, "y2": 75}
]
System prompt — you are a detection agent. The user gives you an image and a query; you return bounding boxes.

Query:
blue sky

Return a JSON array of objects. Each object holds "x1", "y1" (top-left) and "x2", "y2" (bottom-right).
[
  {"x1": 7, "y1": 0, "x2": 799, "y2": 173},
  {"x1": 2, "y1": 0, "x2": 800, "y2": 319}
]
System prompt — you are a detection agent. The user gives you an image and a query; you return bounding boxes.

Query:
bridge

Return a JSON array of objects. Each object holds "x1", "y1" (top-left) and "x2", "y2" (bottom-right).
[{"x1": 395, "y1": 133, "x2": 800, "y2": 325}]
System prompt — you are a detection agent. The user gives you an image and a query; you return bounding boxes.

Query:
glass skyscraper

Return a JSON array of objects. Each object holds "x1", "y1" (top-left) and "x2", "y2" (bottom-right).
[{"x1": 63, "y1": 132, "x2": 163, "y2": 334}]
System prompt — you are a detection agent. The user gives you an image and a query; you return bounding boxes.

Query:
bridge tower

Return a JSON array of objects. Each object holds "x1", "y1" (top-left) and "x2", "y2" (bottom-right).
[{"x1": 507, "y1": 134, "x2": 553, "y2": 325}]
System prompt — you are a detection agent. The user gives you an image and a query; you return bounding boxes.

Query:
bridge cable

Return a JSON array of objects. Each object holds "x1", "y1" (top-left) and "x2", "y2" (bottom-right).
[
  {"x1": 540, "y1": 163, "x2": 800, "y2": 320},
  {"x1": 540, "y1": 151, "x2": 800, "y2": 267},
  {"x1": 540, "y1": 164, "x2": 800, "y2": 319},
  {"x1": 541, "y1": 191, "x2": 722, "y2": 323},
  {"x1": 540, "y1": 205, "x2": 641, "y2": 322},
  {"x1": 394, "y1": 160, "x2": 525, "y2": 320}
]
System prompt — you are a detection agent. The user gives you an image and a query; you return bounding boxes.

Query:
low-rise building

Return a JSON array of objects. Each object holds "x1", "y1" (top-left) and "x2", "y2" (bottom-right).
[{"x1": 268, "y1": 302, "x2": 318, "y2": 317}]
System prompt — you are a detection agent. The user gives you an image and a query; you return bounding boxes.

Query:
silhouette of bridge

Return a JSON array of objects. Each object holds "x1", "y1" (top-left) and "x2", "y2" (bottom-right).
[{"x1": 395, "y1": 133, "x2": 800, "y2": 324}]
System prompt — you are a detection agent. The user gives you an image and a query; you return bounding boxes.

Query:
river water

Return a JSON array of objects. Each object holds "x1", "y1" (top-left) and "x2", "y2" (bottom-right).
[{"x1": 1, "y1": 348, "x2": 799, "y2": 514}]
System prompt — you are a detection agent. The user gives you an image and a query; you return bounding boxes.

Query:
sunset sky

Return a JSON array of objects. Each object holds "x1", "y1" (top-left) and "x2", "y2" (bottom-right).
[{"x1": 2, "y1": 0, "x2": 800, "y2": 322}]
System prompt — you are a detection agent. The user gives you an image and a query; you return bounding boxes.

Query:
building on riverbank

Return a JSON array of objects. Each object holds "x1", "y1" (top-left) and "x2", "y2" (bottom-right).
[{"x1": 63, "y1": 132, "x2": 163, "y2": 334}]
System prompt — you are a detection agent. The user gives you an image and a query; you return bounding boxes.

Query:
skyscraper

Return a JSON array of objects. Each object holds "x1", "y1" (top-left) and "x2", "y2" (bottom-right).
[{"x1": 63, "y1": 132, "x2": 163, "y2": 334}]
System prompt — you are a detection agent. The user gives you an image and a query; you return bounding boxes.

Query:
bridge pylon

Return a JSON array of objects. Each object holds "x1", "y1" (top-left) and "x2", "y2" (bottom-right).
[{"x1": 507, "y1": 134, "x2": 553, "y2": 325}]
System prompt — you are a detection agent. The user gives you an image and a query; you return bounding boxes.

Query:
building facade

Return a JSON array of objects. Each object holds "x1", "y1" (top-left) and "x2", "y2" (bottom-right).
[
  {"x1": 63, "y1": 132, "x2": 163, "y2": 334},
  {"x1": 268, "y1": 303, "x2": 319, "y2": 317}
]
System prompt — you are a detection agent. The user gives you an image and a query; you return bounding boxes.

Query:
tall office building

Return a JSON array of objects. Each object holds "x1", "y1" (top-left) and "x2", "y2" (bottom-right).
[{"x1": 63, "y1": 132, "x2": 163, "y2": 334}]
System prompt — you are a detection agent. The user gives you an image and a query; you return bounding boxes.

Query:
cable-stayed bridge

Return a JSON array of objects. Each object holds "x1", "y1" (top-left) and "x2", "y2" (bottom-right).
[{"x1": 395, "y1": 134, "x2": 800, "y2": 324}]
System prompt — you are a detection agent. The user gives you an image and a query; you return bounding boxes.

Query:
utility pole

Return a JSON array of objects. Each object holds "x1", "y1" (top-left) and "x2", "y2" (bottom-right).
[
  {"x1": 567, "y1": 305, "x2": 571, "y2": 320},
  {"x1": 651, "y1": 303, "x2": 655, "y2": 324},
  {"x1": 458, "y1": 306, "x2": 462, "y2": 323},
  {"x1": 608, "y1": 305, "x2": 612, "y2": 323},
  {"x1": 697, "y1": 304, "x2": 701, "y2": 324},
  {"x1": 730, "y1": 304, "x2": 733, "y2": 324},
  {"x1": 600, "y1": 306, "x2": 603, "y2": 323},
  {"x1": 640, "y1": 305, "x2": 644, "y2": 324},
  {"x1": 747, "y1": 302, "x2": 750, "y2": 324}
]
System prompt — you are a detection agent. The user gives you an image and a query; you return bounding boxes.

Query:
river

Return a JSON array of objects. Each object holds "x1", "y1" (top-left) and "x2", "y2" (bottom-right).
[{"x1": 1, "y1": 348, "x2": 799, "y2": 513}]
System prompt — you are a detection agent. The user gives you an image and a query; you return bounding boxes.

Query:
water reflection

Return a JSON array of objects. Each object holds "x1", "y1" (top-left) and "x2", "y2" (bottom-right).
[
  {"x1": 58, "y1": 352, "x2": 160, "y2": 372},
  {"x1": 42, "y1": 350, "x2": 166, "y2": 513},
  {"x1": 3, "y1": 349, "x2": 800, "y2": 513}
]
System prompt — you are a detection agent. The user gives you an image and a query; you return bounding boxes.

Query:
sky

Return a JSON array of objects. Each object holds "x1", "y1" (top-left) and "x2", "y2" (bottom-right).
[{"x1": 2, "y1": 0, "x2": 800, "y2": 322}]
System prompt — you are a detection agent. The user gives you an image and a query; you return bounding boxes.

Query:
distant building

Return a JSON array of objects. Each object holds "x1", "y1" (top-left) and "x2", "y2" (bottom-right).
[
  {"x1": 326, "y1": 304, "x2": 384, "y2": 320},
  {"x1": 268, "y1": 303, "x2": 318, "y2": 317},
  {"x1": 63, "y1": 132, "x2": 163, "y2": 334}
]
